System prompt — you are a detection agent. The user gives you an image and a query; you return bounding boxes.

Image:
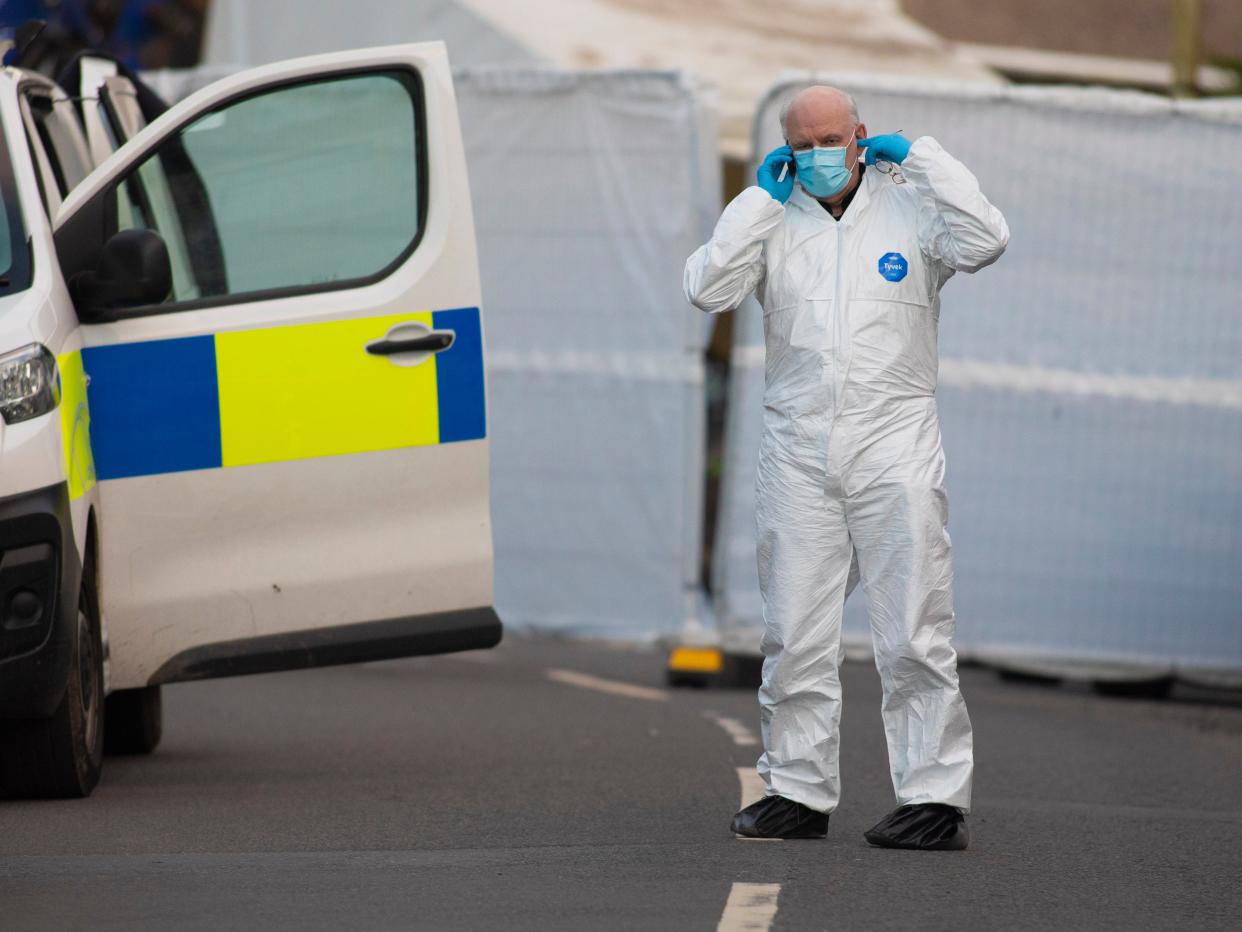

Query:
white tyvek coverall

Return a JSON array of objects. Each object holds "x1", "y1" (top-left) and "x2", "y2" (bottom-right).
[{"x1": 684, "y1": 138, "x2": 1008, "y2": 813}]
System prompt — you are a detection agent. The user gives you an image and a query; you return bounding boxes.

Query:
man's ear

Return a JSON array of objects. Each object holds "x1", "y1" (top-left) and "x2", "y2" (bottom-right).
[{"x1": 855, "y1": 123, "x2": 868, "y2": 142}]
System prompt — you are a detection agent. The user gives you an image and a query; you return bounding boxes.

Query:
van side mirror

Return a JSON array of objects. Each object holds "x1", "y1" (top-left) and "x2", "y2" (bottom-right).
[{"x1": 71, "y1": 228, "x2": 172, "y2": 322}]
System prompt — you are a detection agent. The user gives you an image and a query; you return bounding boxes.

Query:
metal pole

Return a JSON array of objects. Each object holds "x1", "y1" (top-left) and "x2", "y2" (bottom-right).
[{"x1": 1171, "y1": 0, "x2": 1203, "y2": 98}]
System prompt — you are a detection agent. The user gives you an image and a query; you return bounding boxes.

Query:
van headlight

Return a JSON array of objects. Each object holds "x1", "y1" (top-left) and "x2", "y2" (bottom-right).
[{"x1": 0, "y1": 344, "x2": 61, "y2": 424}]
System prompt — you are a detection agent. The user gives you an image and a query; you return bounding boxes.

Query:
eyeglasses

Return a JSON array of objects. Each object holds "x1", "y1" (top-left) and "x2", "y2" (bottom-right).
[{"x1": 873, "y1": 159, "x2": 906, "y2": 184}]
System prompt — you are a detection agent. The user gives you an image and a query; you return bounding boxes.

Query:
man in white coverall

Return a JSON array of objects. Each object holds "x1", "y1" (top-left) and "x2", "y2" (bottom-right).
[{"x1": 684, "y1": 86, "x2": 1008, "y2": 850}]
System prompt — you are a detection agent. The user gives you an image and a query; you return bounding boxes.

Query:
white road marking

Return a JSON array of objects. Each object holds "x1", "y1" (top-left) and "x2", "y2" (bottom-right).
[
  {"x1": 703, "y1": 712, "x2": 759, "y2": 747},
  {"x1": 733, "y1": 767, "x2": 781, "y2": 842},
  {"x1": 544, "y1": 668, "x2": 669, "y2": 702},
  {"x1": 717, "y1": 882, "x2": 782, "y2": 932},
  {"x1": 735, "y1": 767, "x2": 767, "y2": 810}
]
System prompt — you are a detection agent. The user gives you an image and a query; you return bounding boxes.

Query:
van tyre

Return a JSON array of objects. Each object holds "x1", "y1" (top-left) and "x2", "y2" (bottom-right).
[
  {"x1": 0, "y1": 554, "x2": 105, "y2": 799},
  {"x1": 104, "y1": 686, "x2": 162, "y2": 755}
]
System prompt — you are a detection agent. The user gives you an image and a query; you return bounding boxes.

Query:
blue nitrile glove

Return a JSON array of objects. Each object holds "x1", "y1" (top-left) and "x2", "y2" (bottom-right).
[
  {"x1": 858, "y1": 133, "x2": 912, "y2": 166},
  {"x1": 756, "y1": 145, "x2": 795, "y2": 203}
]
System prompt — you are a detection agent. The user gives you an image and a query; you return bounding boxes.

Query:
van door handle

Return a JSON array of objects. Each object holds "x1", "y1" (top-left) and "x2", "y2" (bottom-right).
[{"x1": 365, "y1": 331, "x2": 455, "y2": 356}]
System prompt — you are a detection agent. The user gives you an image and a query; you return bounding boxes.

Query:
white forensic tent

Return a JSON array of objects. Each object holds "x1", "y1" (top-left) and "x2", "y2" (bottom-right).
[
  {"x1": 202, "y1": 0, "x2": 541, "y2": 70},
  {"x1": 457, "y1": 68, "x2": 719, "y2": 638},
  {"x1": 711, "y1": 74, "x2": 1242, "y2": 685}
]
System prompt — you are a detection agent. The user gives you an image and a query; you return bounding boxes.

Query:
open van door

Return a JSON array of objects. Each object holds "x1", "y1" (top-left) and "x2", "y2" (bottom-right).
[{"x1": 53, "y1": 43, "x2": 498, "y2": 689}]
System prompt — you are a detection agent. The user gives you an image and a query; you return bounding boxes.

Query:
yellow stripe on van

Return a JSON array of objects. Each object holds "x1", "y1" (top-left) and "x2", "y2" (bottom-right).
[
  {"x1": 215, "y1": 312, "x2": 440, "y2": 468},
  {"x1": 57, "y1": 350, "x2": 97, "y2": 500}
]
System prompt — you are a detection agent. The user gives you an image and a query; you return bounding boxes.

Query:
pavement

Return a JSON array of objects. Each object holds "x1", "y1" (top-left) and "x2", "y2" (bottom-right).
[{"x1": 2, "y1": 632, "x2": 1241, "y2": 930}]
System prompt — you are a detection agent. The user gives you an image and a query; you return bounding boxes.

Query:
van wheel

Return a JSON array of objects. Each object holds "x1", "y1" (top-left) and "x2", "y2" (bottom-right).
[
  {"x1": 0, "y1": 556, "x2": 105, "y2": 798},
  {"x1": 104, "y1": 686, "x2": 162, "y2": 755}
]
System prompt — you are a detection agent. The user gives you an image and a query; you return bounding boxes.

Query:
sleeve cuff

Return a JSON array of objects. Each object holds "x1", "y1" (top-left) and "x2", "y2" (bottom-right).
[
  {"x1": 739, "y1": 184, "x2": 787, "y2": 211},
  {"x1": 903, "y1": 136, "x2": 943, "y2": 170}
]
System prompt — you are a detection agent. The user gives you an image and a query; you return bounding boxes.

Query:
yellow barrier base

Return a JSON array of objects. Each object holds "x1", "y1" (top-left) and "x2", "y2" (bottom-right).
[{"x1": 667, "y1": 646, "x2": 724, "y2": 674}]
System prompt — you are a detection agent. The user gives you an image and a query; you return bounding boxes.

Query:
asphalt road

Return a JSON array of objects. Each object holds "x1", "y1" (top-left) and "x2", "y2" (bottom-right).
[{"x1": 2, "y1": 633, "x2": 1241, "y2": 930}]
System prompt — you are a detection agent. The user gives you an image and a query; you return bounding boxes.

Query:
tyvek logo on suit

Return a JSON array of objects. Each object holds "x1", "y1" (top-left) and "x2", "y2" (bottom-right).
[{"x1": 878, "y1": 252, "x2": 908, "y2": 282}]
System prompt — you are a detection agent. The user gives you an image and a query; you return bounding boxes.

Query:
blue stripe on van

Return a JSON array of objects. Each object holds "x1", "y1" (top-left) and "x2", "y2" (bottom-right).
[
  {"x1": 433, "y1": 307, "x2": 487, "y2": 443},
  {"x1": 82, "y1": 335, "x2": 223, "y2": 480}
]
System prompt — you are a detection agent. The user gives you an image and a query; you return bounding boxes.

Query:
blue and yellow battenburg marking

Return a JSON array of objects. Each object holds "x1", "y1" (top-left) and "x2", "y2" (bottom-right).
[{"x1": 81, "y1": 307, "x2": 486, "y2": 481}]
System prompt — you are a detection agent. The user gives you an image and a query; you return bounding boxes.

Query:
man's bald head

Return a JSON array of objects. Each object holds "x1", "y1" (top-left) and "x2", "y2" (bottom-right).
[{"x1": 780, "y1": 86, "x2": 859, "y2": 139}]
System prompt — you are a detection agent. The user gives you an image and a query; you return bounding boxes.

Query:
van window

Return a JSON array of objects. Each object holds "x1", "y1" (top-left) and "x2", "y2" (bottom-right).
[
  {"x1": 26, "y1": 94, "x2": 92, "y2": 199},
  {"x1": 0, "y1": 119, "x2": 32, "y2": 297},
  {"x1": 112, "y1": 69, "x2": 426, "y2": 311}
]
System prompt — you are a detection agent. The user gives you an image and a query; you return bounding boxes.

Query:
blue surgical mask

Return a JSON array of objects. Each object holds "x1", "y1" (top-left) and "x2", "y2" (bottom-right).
[{"x1": 794, "y1": 142, "x2": 859, "y2": 198}]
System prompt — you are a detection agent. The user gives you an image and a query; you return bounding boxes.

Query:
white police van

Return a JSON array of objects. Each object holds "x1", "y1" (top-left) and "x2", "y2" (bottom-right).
[{"x1": 0, "y1": 42, "x2": 499, "y2": 798}]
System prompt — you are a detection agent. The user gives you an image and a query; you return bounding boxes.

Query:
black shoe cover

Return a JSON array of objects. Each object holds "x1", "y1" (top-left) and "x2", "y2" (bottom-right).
[
  {"x1": 863, "y1": 803, "x2": 969, "y2": 850},
  {"x1": 731, "y1": 795, "x2": 828, "y2": 839}
]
